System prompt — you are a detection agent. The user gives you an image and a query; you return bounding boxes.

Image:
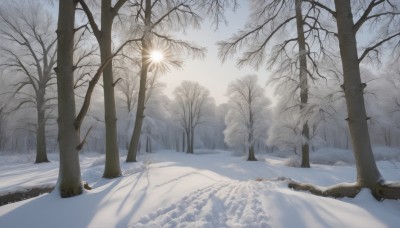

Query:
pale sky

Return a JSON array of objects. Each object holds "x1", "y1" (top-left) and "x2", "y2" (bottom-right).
[{"x1": 159, "y1": 2, "x2": 271, "y2": 105}]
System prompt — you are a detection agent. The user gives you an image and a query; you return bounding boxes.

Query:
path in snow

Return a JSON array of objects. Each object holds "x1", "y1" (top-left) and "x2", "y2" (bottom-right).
[{"x1": 134, "y1": 181, "x2": 270, "y2": 228}]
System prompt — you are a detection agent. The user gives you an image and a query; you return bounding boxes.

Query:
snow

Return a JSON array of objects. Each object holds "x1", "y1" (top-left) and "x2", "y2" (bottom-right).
[{"x1": 1, "y1": 149, "x2": 400, "y2": 228}]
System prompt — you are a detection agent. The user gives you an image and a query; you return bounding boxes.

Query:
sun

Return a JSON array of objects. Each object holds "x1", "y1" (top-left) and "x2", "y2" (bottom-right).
[{"x1": 150, "y1": 50, "x2": 164, "y2": 62}]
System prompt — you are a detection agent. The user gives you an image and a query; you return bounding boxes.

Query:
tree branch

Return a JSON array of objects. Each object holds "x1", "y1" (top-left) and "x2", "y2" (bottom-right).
[
  {"x1": 112, "y1": 0, "x2": 129, "y2": 18},
  {"x1": 74, "y1": 38, "x2": 142, "y2": 130},
  {"x1": 353, "y1": 0, "x2": 385, "y2": 33},
  {"x1": 358, "y1": 31, "x2": 400, "y2": 63},
  {"x1": 303, "y1": 0, "x2": 336, "y2": 18},
  {"x1": 77, "y1": 0, "x2": 101, "y2": 39}
]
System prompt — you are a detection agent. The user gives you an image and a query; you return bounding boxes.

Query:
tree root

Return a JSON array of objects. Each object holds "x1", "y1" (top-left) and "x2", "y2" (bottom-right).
[
  {"x1": 0, "y1": 186, "x2": 54, "y2": 206},
  {"x1": 60, "y1": 183, "x2": 83, "y2": 198},
  {"x1": 83, "y1": 182, "x2": 92, "y2": 190},
  {"x1": 288, "y1": 180, "x2": 361, "y2": 198},
  {"x1": 288, "y1": 180, "x2": 400, "y2": 200},
  {"x1": 371, "y1": 183, "x2": 400, "y2": 200}
]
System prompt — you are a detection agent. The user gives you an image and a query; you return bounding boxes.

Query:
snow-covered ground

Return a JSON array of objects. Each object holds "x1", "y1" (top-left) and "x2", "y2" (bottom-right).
[{"x1": 1, "y1": 149, "x2": 400, "y2": 227}]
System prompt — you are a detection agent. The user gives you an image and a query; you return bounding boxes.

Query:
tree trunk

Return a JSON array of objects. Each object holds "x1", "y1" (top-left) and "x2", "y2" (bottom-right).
[
  {"x1": 149, "y1": 136, "x2": 152, "y2": 153},
  {"x1": 35, "y1": 90, "x2": 49, "y2": 163},
  {"x1": 99, "y1": 0, "x2": 121, "y2": 178},
  {"x1": 175, "y1": 136, "x2": 178, "y2": 152},
  {"x1": 146, "y1": 135, "x2": 151, "y2": 153},
  {"x1": 182, "y1": 131, "x2": 185, "y2": 152},
  {"x1": 126, "y1": 0, "x2": 151, "y2": 162},
  {"x1": 247, "y1": 126, "x2": 257, "y2": 161},
  {"x1": 248, "y1": 91, "x2": 257, "y2": 161},
  {"x1": 126, "y1": 48, "x2": 149, "y2": 161},
  {"x1": 145, "y1": 136, "x2": 148, "y2": 152},
  {"x1": 247, "y1": 144, "x2": 257, "y2": 161},
  {"x1": 138, "y1": 138, "x2": 142, "y2": 153},
  {"x1": 55, "y1": 0, "x2": 82, "y2": 197},
  {"x1": 295, "y1": 0, "x2": 310, "y2": 168},
  {"x1": 334, "y1": 0, "x2": 382, "y2": 187},
  {"x1": 190, "y1": 127, "x2": 194, "y2": 153},
  {"x1": 186, "y1": 130, "x2": 191, "y2": 153}
]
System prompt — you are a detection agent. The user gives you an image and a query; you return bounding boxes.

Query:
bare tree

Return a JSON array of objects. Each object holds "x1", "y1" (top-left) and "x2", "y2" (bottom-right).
[
  {"x1": 124, "y1": 0, "x2": 237, "y2": 161},
  {"x1": 173, "y1": 81, "x2": 213, "y2": 154},
  {"x1": 125, "y1": 0, "x2": 206, "y2": 162},
  {"x1": 224, "y1": 75, "x2": 270, "y2": 161},
  {"x1": 77, "y1": 0, "x2": 133, "y2": 178},
  {"x1": 289, "y1": 0, "x2": 400, "y2": 199},
  {"x1": 218, "y1": 0, "x2": 336, "y2": 168},
  {"x1": 295, "y1": 0, "x2": 310, "y2": 167},
  {"x1": 54, "y1": 0, "x2": 142, "y2": 196},
  {"x1": 55, "y1": 0, "x2": 82, "y2": 197},
  {"x1": 0, "y1": 1, "x2": 57, "y2": 163}
]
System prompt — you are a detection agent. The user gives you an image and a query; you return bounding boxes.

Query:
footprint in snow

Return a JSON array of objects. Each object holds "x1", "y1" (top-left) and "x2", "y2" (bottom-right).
[{"x1": 132, "y1": 181, "x2": 270, "y2": 228}]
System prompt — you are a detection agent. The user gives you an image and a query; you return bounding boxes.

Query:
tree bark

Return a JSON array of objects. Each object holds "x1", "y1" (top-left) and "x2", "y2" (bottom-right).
[
  {"x1": 187, "y1": 108, "x2": 194, "y2": 154},
  {"x1": 182, "y1": 131, "x2": 185, "y2": 152},
  {"x1": 247, "y1": 144, "x2": 257, "y2": 161},
  {"x1": 295, "y1": 0, "x2": 310, "y2": 168},
  {"x1": 55, "y1": 0, "x2": 82, "y2": 197},
  {"x1": 100, "y1": 0, "x2": 121, "y2": 178},
  {"x1": 126, "y1": 0, "x2": 152, "y2": 162},
  {"x1": 186, "y1": 130, "x2": 191, "y2": 153},
  {"x1": 334, "y1": 0, "x2": 382, "y2": 187},
  {"x1": 190, "y1": 127, "x2": 194, "y2": 153},
  {"x1": 126, "y1": 0, "x2": 151, "y2": 161},
  {"x1": 146, "y1": 135, "x2": 152, "y2": 153},
  {"x1": 126, "y1": 49, "x2": 149, "y2": 161},
  {"x1": 148, "y1": 136, "x2": 152, "y2": 153},
  {"x1": 35, "y1": 89, "x2": 49, "y2": 163},
  {"x1": 247, "y1": 121, "x2": 257, "y2": 161}
]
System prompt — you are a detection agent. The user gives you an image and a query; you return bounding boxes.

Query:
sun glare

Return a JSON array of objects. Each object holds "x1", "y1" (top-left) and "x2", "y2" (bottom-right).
[{"x1": 151, "y1": 50, "x2": 164, "y2": 62}]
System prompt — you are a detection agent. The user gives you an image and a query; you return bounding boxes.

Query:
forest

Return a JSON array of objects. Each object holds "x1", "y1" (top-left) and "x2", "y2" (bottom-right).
[{"x1": 0, "y1": 0, "x2": 400, "y2": 227}]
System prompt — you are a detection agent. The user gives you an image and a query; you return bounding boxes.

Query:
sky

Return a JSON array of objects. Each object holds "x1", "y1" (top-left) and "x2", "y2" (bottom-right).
[{"x1": 159, "y1": 2, "x2": 271, "y2": 105}]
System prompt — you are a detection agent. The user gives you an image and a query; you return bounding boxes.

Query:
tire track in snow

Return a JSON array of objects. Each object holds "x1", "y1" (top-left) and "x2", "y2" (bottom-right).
[{"x1": 132, "y1": 181, "x2": 270, "y2": 228}]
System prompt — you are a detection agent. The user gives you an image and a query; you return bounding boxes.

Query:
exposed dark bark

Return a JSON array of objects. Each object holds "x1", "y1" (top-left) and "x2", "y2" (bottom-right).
[
  {"x1": 0, "y1": 186, "x2": 54, "y2": 206},
  {"x1": 35, "y1": 92, "x2": 49, "y2": 163},
  {"x1": 145, "y1": 135, "x2": 152, "y2": 153},
  {"x1": 182, "y1": 131, "x2": 185, "y2": 152},
  {"x1": 100, "y1": 0, "x2": 121, "y2": 178},
  {"x1": 300, "y1": 138, "x2": 310, "y2": 168},
  {"x1": 126, "y1": 0, "x2": 151, "y2": 162},
  {"x1": 186, "y1": 130, "x2": 191, "y2": 154},
  {"x1": 288, "y1": 180, "x2": 361, "y2": 198},
  {"x1": 372, "y1": 183, "x2": 400, "y2": 200},
  {"x1": 248, "y1": 90, "x2": 256, "y2": 161},
  {"x1": 247, "y1": 145, "x2": 257, "y2": 161},
  {"x1": 77, "y1": 0, "x2": 130, "y2": 177},
  {"x1": 296, "y1": 0, "x2": 310, "y2": 168},
  {"x1": 334, "y1": 0, "x2": 382, "y2": 187},
  {"x1": 190, "y1": 127, "x2": 194, "y2": 153},
  {"x1": 288, "y1": 179, "x2": 400, "y2": 200},
  {"x1": 55, "y1": 0, "x2": 82, "y2": 198},
  {"x1": 126, "y1": 47, "x2": 149, "y2": 161}
]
